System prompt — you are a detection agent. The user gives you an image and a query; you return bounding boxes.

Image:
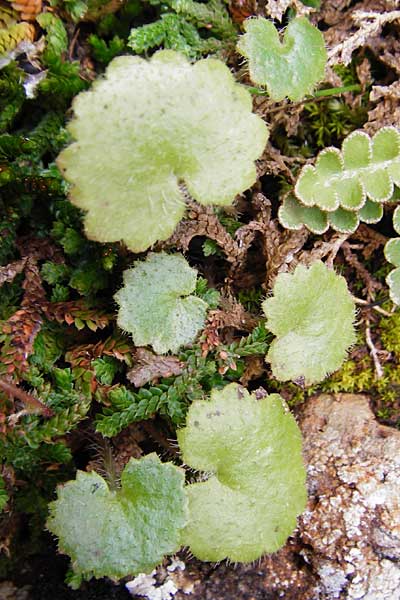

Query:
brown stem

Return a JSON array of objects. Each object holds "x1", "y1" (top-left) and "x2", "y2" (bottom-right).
[{"x1": 0, "y1": 379, "x2": 54, "y2": 418}]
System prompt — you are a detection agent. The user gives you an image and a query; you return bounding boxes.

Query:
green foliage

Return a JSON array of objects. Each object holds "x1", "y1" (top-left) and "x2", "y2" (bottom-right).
[
  {"x1": 128, "y1": 0, "x2": 236, "y2": 58},
  {"x1": 195, "y1": 277, "x2": 220, "y2": 309},
  {"x1": 128, "y1": 13, "x2": 219, "y2": 57},
  {"x1": 95, "y1": 385, "x2": 171, "y2": 436},
  {"x1": 36, "y1": 13, "x2": 68, "y2": 57},
  {"x1": 384, "y1": 206, "x2": 400, "y2": 304},
  {"x1": 295, "y1": 127, "x2": 400, "y2": 212},
  {"x1": 57, "y1": 50, "x2": 268, "y2": 252},
  {"x1": 237, "y1": 17, "x2": 326, "y2": 101},
  {"x1": 0, "y1": 475, "x2": 8, "y2": 511},
  {"x1": 302, "y1": 98, "x2": 367, "y2": 149},
  {"x1": 178, "y1": 383, "x2": 307, "y2": 561},
  {"x1": 0, "y1": 63, "x2": 25, "y2": 134},
  {"x1": 29, "y1": 324, "x2": 66, "y2": 373},
  {"x1": 115, "y1": 253, "x2": 207, "y2": 354},
  {"x1": 88, "y1": 34, "x2": 125, "y2": 65},
  {"x1": 263, "y1": 261, "x2": 356, "y2": 384},
  {"x1": 47, "y1": 454, "x2": 188, "y2": 584},
  {"x1": 92, "y1": 356, "x2": 121, "y2": 385}
]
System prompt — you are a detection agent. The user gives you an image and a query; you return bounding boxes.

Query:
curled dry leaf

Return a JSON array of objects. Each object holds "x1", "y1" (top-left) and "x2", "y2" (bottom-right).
[{"x1": 127, "y1": 349, "x2": 184, "y2": 388}]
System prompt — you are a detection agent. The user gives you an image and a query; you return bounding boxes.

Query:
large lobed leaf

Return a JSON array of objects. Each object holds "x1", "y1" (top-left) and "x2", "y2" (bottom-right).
[
  {"x1": 178, "y1": 383, "x2": 307, "y2": 562},
  {"x1": 46, "y1": 454, "x2": 188, "y2": 582},
  {"x1": 295, "y1": 128, "x2": 400, "y2": 213},
  {"x1": 263, "y1": 261, "x2": 356, "y2": 384},
  {"x1": 237, "y1": 17, "x2": 326, "y2": 102},
  {"x1": 57, "y1": 50, "x2": 268, "y2": 252},
  {"x1": 115, "y1": 252, "x2": 207, "y2": 354}
]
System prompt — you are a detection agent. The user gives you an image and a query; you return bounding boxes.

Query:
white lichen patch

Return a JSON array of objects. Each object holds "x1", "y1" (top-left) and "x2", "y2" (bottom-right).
[{"x1": 126, "y1": 558, "x2": 190, "y2": 599}]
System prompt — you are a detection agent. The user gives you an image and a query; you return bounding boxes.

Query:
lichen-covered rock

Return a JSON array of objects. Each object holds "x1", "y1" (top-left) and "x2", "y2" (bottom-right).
[{"x1": 299, "y1": 393, "x2": 400, "y2": 599}]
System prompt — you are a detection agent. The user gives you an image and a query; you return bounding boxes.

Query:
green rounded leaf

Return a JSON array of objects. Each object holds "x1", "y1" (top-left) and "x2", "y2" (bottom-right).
[
  {"x1": 178, "y1": 383, "x2": 307, "y2": 562},
  {"x1": 237, "y1": 17, "x2": 326, "y2": 102},
  {"x1": 115, "y1": 252, "x2": 207, "y2": 354},
  {"x1": 278, "y1": 195, "x2": 328, "y2": 234},
  {"x1": 386, "y1": 267, "x2": 400, "y2": 305},
  {"x1": 393, "y1": 205, "x2": 400, "y2": 235},
  {"x1": 384, "y1": 238, "x2": 400, "y2": 268},
  {"x1": 57, "y1": 51, "x2": 268, "y2": 252},
  {"x1": 47, "y1": 454, "x2": 188, "y2": 581},
  {"x1": 358, "y1": 199, "x2": 384, "y2": 224},
  {"x1": 328, "y1": 207, "x2": 359, "y2": 233},
  {"x1": 263, "y1": 261, "x2": 356, "y2": 384},
  {"x1": 295, "y1": 128, "x2": 400, "y2": 212}
]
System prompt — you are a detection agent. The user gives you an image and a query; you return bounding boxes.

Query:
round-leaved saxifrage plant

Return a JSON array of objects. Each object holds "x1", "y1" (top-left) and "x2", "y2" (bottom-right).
[
  {"x1": 263, "y1": 261, "x2": 356, "y2": 385},
  {"x1": 115, "y1": 252, "x2": 207, "y2": 354},
  {"x1": 237, "y1": 17, "x2": 327, "y2": 102},
  {"x1": 46, "y1": 454, "x2": 188, "y2": 586},
  {"x1": 57, "y1": 50, "x2": 268, "y2": 252},
  {"x1": 178, "y1": 382, "x2": 307, "y2": 562}
]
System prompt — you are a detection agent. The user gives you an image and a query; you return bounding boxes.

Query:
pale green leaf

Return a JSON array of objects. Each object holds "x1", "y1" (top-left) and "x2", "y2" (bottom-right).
[
  {"x1": 57, "y1": 50, "x2": 268, "y2": 252},
  {"x1": 328, "y1": 207, "x2": 359, "y2": 233},
  {"x1": 384, "y1": 238, "x2": 400, "y2": 268},
  {"x1": 358, "y1": 199, "x2": 383, "y2": 224},
  {"x1": 237, "y1": 17, "x2": 326, "y2": 102},
  {"x1": 178, "y1": 383, "x2": 307, "y2": 562},
  {"x1": 278, "y1": 194, "x2": 328, "y2": 234},
  {"x1": 384, "y1": 206, "x2": 400, "y2": 305},
  {"x1": 295, "y1": 128, "x2": 400, "y2": 212},
  {"x1": 263, "y1": 261, "x2": 356, "y2": 384},
  {"x1": 386, "y1": 267, "x2": 400, "y2": 305},
  {"x1": 46, "y1": 454, "x2": 188, "y2": 581},
  {"x1": 0, "y1": 475, "x2": 8, "y2": 512},
  {"x1": 115, "y1": 253, "x2": 207, "y2": 354},
  {"x1": 36, "y1": 13, "x2": 68, "y2": 55},
  {"x1": 393, "y1": 205, "x2": 400, "y2": 235}
]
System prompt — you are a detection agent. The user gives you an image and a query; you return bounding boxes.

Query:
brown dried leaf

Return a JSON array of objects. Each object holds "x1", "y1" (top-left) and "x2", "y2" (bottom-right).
[
  {"x1": 351, "y1": 224, "x2": 387, "y2": 259},
  {"x1": 265, "y1": 0, "x2": 312, "y2": 21},
  {"x1": 127, "y1": 348, "x2": 184, "y2": 388},
  {"x1": 164, "y1": 201, "x2": 241, "y2": 264},
  {"x1": 262, "y1": 220, "x2": 308, "y2": 287},
  {"x1": 11, "y1": 0, "x2": 42, "y2": 21},
  {"x1": 365, "y1": 81, "x2": 400, "y2": 133},
  {"x1": 327, "y1": 9, "x2": 400, "y2": 66},
  {"x1": 239, "y1": 355, "x2": 265, "y2": 386},
  {"x1": 45, "y1": 300, "x2": 111, "y2": 331},
  {"x1": 0, "y1": 259, "x2": 27, "y2": 287},
  {"x1": 0, "y1": 258, "x2": 47, "y2": 377},
  {"x1": 341, "y1": 242, "x2": 383, "y2": 298},
  {"x1": 0, "y1": 378, "x2": 54, "y2": 418}
]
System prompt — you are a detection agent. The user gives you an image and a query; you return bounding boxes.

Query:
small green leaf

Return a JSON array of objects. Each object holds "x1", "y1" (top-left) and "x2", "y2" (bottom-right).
[
  {"x1": 0, "y1": 475, "x2": 8, "y2": 512},
  {"x1": 57, "y1": 51, "x2": 268, "y2": 252},
  {"x1": 386, "y1": 267, "x2": 400, "y2": 305},
  {"x1": 393, "y1": 205, "x2": 400, "y2": 235},
  {"x1": 115, "y1": 253, "x2": 207, "y2": 354},
  {"x1": 36, "y1": 13, "x2": 68, "y2": 56},
  {"x1": 328, "y1": 207, "x2": 359, "y2": 233},
  {"x1": 358, "y1": 199, "x2": 383, "y2": 224},
  {"x1": 177, "y1": 383, "x2": 306, "y2": 562},
  {"x1": 278, "y1": 194, "x2": 328, "y2": 234},
  {"x1": 237, "y1": 17, "x2": 326, "y2": 101},
  {"x1": 263, "y1": 261, "x2": 356, "y2": 384},
  {"x1": 47, "y1": 454, "x2": 188, "y2": 582},
  {"x1": 384, "y1": 207, "x2": 400, "y2": 305},
  {"x1": 295, "y1": 128, "x2": 400, "y2": 212}
]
